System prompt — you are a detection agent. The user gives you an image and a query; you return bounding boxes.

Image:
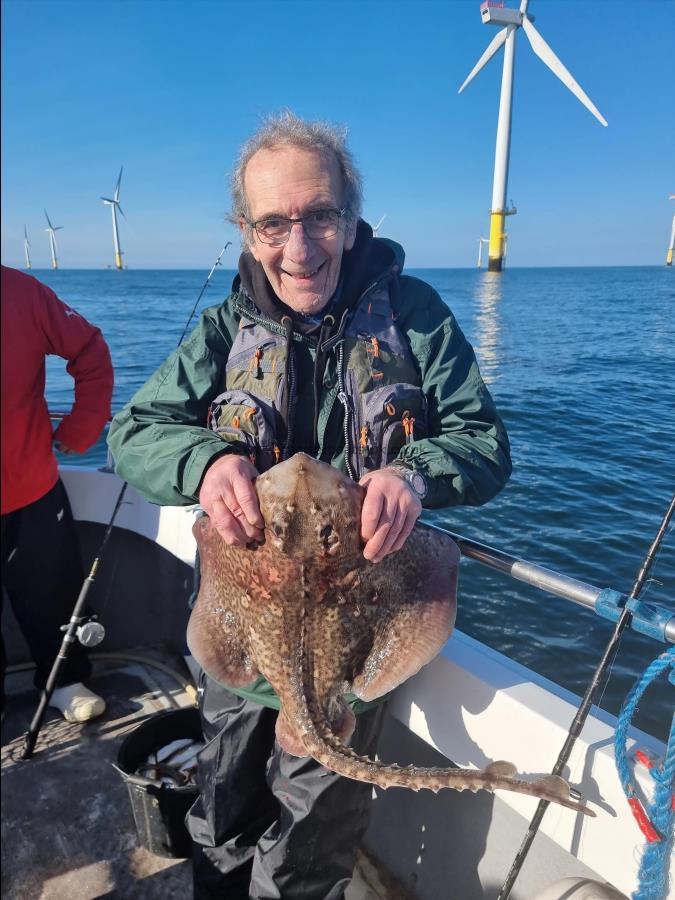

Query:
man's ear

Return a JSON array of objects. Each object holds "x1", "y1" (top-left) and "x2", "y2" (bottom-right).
[
  {"x1": 344, "y1": 217, "x2": 357, "y2": 251},
  {"x1": 240, "y1": 220, "x2": 259, "y2": 260}
]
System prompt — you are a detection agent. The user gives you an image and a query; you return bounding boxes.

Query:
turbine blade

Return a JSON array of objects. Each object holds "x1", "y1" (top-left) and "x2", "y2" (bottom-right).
[
  {"x1": 458, "y1": 27, "x2": 508, "y2": 94},
  {"x1": 117, "y1": 204, "x2": 126, "y2": 219},
  {"x1": 373, "y1": 214, "x2": 386, "y2": 231},
  {"x1": 101, "y1": 196, "x2": 114, "y2": 203},
  {"x1": 522, "y1": 18, "x2": 607, "y2": 126},
  {"x1": 44, "y1": 208, "x2": 54, "y2": 229},
  {"x1": 114, "y1": 165, "x2": 123, "y2": 201}
]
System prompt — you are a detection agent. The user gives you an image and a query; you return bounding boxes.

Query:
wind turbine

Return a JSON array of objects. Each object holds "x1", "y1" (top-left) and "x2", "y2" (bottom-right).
[
  {"x1": 372, "y1": 214, "x2": 387, "y2": 237},
  {"x1": 667, "y1": 195, "x2": 675, "y2": 267},
  {"x1": 477, "y1": 236, "x2": 489, "y2": 268},
  {"x1": 459, "y1": 0, "x2": 607, "y2": 272},
  {"x1": 23, "y1": 226, "x2": 32, "y2": 270},
  {"x1": 101, "y1": 166, "x2": 125, "y2": 270},
  {"x1": 44, "y1": 209, "x2": 63, "y2": 269}
]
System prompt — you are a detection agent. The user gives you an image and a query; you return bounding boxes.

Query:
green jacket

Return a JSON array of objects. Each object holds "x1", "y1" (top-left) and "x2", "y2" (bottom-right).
[{"x1": 108, "y1": 235, "x2": 511, "y2": 710}]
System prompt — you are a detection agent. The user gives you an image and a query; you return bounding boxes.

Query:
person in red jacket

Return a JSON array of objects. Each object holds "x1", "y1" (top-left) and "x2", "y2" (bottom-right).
[{"x1": 1, "y1": 266, "x2": 114, "y2": 722}]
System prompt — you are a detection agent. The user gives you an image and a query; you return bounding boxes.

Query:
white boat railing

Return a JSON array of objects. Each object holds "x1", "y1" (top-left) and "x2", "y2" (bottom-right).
[{"x1": 425, "y1": 524, "x2": 675, "y2": 645}]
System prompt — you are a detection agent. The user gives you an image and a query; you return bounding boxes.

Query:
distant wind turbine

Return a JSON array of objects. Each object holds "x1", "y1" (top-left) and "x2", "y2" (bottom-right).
[
  {"x1": 372, "y1": 214, "x2": 387, "y2": 237},
  {"x1": 477, "y1": 236, "x2": 489, "y2": 268},
  {"x1": 44, "y1": 209, "x2": 63, "y2": 269},
  {"x1": 23, "y1": 226, "x2": 32, "y2": 269},
  {"x1": 459, "y1": 0, "x2": 607, "y2": 272},
  {"x1": 101, "y1": 166, "x2": 126, "y2": 270},
  {"x1": 667, "y1": 194, "x2": 675, "y2": 267}
]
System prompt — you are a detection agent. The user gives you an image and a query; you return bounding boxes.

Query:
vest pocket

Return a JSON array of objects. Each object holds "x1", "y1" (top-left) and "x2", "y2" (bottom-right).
[
  {"x1": 225, "y1": 338, "x2": 287, "y2": 405},
  {"x1": 208, "y1": 389, "x2": 279, "y2": 471},
  {"x1": 352, "y1": 382, "x2": 428, "y2": 476}
]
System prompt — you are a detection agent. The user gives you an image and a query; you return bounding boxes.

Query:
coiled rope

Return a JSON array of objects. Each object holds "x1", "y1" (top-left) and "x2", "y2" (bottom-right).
[{"x1": 614, "y1": 646, "x2": 675, "y2": 900}]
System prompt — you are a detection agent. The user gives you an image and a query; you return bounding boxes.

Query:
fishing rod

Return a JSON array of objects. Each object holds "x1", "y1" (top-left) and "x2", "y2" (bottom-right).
[
  {"x1": 177, "y1": 242, "x2": 231, "y2": 346},
  {"x1": 497, "y1": 492, "x2": 675, "y2": 900},
  {"x1": 22, "y1": 243, "x2": 231, "y2": 761}
]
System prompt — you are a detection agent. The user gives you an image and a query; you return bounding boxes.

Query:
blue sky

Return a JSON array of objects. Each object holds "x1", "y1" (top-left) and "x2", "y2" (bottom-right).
[{"x1": 2, "y1": 0, "x2": 673, "y2": 269}]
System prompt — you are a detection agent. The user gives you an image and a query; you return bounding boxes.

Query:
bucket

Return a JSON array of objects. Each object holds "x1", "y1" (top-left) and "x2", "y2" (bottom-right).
[{"x1": 115, "y1": 706, "x2": 202, "y2": 858}]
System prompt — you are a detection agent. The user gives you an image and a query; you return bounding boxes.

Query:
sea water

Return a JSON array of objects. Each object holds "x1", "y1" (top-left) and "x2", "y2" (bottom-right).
[{"x1": 34, "y1": 265, "x2": 675, "y2": 740}]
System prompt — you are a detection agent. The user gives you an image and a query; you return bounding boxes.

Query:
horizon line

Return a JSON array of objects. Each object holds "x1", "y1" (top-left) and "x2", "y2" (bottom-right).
[{"x1": 9, "y1": 263, "x2": 670, "y2": 272}]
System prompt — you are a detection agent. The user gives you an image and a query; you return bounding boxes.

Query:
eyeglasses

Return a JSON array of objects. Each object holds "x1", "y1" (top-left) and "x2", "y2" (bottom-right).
[{"x1": 248, "y1": 208, "x2": 346, "y2": 245}]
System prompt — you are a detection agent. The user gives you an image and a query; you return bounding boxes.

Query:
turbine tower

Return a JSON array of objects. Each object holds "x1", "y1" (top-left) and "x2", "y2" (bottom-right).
[
  {"x1": 44, "y1": 209, "x2": 63, "y2": 270},
  {"x1": 23, "y1": 226, "x2": 32, "y2": 269},
  {"x1": 101, "y1": 166, "x2": 125, "y2": 270},
  {"x1": 667, "y1": 195, "x2": 675, "y2": 267},
  {"x1": 372, "y1": 214, "x2": 387, "y2": 237},
  {"x1": 459, "y1": 0, "x2": 607, "y2": 272}
]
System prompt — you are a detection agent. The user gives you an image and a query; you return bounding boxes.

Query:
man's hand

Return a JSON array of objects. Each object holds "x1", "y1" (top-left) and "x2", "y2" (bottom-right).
[
  {"x1": 199, "y1": 455, "x2": 265, "y2": 546},
  {"x1": 359, "y1": 469, "x2": 422, "y2": 564}
]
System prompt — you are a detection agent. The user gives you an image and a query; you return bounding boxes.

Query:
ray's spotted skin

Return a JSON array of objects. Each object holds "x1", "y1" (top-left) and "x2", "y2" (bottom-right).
[{"x1": 187, "y1": 453, "x2": 594, "y2": 817}]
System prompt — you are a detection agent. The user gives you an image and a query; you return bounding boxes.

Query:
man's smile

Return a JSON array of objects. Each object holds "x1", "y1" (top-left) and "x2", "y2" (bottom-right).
[{"x1": 281, "y1": 261, "x2": 326, "y2": 281}]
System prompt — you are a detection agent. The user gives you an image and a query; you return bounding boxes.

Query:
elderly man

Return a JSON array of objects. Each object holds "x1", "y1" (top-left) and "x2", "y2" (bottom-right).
[{"x1": 108, "y1": 111, "x2": 511, "y2": 900}]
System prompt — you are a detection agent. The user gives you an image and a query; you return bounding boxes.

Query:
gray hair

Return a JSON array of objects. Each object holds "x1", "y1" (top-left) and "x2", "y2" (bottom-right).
[{"x1": 230, "y1": 110, "x2": 363, "y2": 230}]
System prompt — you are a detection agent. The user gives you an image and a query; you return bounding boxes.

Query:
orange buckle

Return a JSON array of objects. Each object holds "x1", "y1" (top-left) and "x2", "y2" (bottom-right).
[{"x1": 249, "y1": 348, "x2": 263, "y2": 377}]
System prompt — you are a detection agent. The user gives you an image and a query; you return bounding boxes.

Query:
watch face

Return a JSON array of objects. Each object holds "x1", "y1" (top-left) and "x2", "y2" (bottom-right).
[
  {"x1": 388, "y1": 464, "x2": 426, "y2": 498},
  {"x1": 408, "y1": 470, "x2": 427, "y2": 498}
]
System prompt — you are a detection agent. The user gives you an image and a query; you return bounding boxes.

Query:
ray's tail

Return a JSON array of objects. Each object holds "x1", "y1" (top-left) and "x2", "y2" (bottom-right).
[
  {"x1": 290, "y1": 613, "x2": 594, "y2": 817},
  {"x1": 298, "y1": 698, "x2": 593, "y2": 815}
]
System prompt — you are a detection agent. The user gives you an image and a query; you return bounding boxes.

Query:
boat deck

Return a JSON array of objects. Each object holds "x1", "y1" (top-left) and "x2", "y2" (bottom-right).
[{"x1": 1, "y1": 650, "x2": 408, "y2": 900}]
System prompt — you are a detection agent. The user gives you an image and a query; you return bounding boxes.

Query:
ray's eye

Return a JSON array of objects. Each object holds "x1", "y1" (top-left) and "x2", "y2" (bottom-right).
[
  {"x1": 272, "y1": 523, "x2": 285, "y2": 537},
  {"x1": 319, "y1": 524, "x2": 333, "y2": 541}
]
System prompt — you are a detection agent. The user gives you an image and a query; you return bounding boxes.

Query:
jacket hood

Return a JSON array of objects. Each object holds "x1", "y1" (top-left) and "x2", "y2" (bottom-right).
[{"x1": 233, "y1": 220, "x2": 404, "y2": 337}]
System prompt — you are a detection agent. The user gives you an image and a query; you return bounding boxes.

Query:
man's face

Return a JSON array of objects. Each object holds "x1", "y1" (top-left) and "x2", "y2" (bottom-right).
[{"x1": 241, "y1": 145, "x2": 356, "y2": 316}]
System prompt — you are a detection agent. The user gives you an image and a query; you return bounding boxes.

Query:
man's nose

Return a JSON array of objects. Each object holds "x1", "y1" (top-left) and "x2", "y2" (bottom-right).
[{"x1": 284, "y1": 221, "x2": 313, "y2": 260}]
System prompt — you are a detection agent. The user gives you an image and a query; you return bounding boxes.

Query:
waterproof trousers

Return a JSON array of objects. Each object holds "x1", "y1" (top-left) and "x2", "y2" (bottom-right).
[
  {"x1": 187, "y1": 673, "x2": 386, "y2": 900},
  {"x1": 1, "y1": 479, "x2": 92, "y2": 705}
]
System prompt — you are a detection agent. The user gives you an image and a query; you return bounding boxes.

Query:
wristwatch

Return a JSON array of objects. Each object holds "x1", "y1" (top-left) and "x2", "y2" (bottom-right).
[{"x1": 386, "y1": 463, "x2": 428, "y2": 500}]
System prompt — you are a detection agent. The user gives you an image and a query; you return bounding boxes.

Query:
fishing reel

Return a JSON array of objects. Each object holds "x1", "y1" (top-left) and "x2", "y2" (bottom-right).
[
  {"x1": 77, "y1": 619, "x2": 106, "y2": 647},
  {"x1": 60, "y1": 615, "x2": 106, "y2": 647}
]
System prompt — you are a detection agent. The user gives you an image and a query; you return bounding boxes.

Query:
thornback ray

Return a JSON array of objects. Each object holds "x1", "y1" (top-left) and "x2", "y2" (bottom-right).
[{"x1": 187, "y1": 453, "x2": 594, "y2": 816}]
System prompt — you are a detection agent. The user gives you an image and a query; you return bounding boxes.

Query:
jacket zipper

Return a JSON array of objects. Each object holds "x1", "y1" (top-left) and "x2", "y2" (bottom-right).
[
  {"x1": 336, "y1": 342, "x2": 355, "y2": 480},
  {"x1": 284, "y1": 349, "x2": 296, "y2": 460}
]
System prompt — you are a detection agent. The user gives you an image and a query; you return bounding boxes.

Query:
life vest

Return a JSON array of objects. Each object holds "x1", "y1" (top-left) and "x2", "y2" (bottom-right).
[{"x1": 208, "y1": 279, "x2": 428, "y2": 480}]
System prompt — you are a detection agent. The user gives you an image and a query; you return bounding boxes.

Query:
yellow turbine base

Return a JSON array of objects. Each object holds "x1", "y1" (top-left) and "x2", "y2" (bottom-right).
[
  {"x1": 115, "y1": 253, "x2": 123, "y2": 270},
  {"x1": 488, "y1": 212, "x2": 505, "y2": 272},
  {"x1": 667, "y1": 248, "x2": 673, "y2": 267}
]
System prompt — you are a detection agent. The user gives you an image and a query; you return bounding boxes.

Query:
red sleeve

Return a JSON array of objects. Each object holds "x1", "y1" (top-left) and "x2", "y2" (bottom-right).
[{"x1": 34, "y1": 281, "x2": 115, "y2": 453}]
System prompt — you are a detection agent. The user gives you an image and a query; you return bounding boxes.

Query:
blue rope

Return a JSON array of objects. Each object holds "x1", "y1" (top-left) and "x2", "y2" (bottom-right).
[{"x1": 614, "y1": 647, "x2": 675, "y2": 900}]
